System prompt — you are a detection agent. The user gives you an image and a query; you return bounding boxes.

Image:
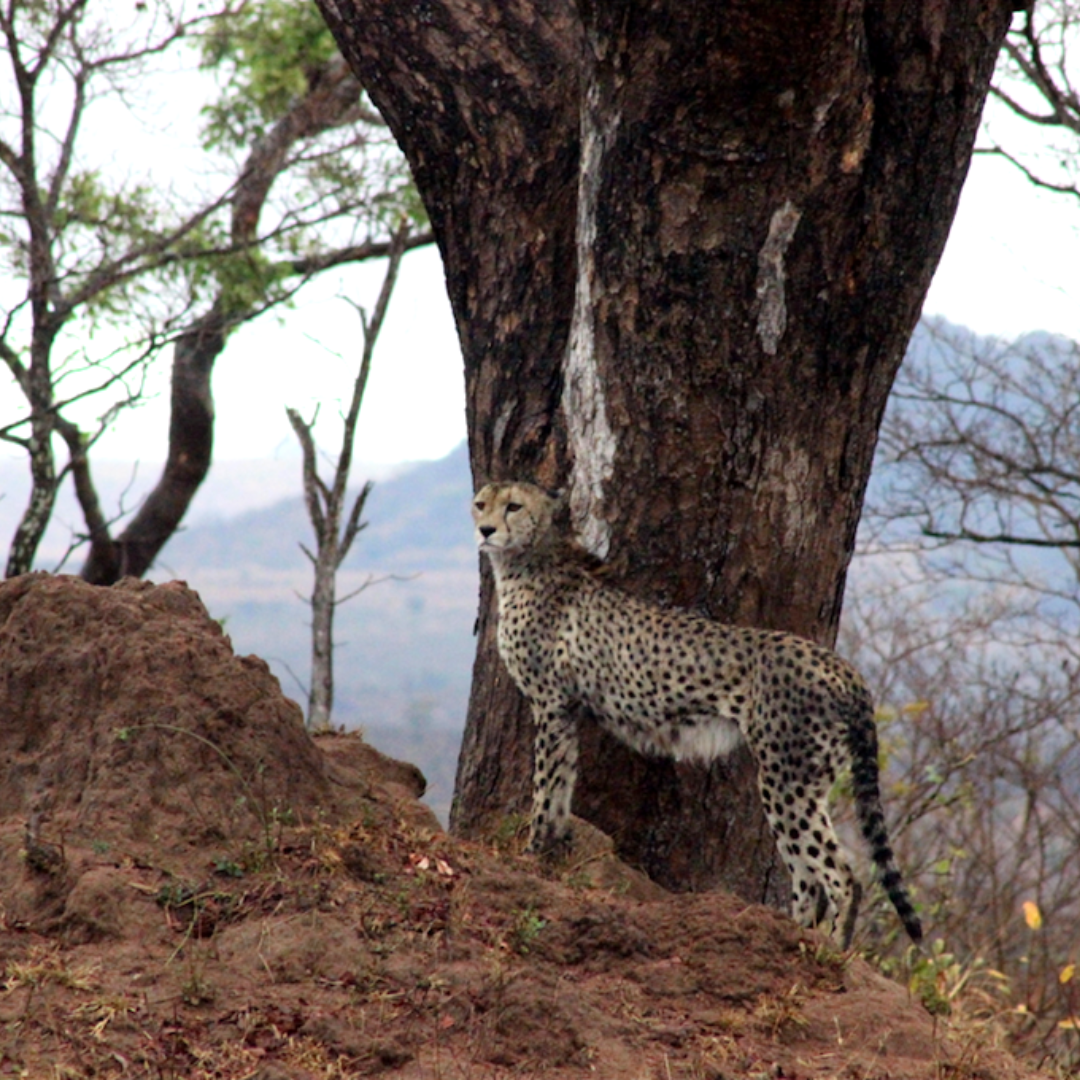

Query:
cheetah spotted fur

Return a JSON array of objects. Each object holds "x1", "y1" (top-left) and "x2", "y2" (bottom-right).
[{"x1": 473, "y1": 480, "x2": 922, "y2": 946}]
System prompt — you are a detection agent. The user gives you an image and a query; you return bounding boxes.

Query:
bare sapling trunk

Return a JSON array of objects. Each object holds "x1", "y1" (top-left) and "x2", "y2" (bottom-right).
[{"x1": 287, "y1": 228, "x2": 407, "y2": 731}]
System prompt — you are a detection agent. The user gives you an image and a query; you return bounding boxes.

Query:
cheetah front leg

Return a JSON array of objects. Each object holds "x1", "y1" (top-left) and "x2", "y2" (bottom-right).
[{"x1": 525, "y1": 698, "x2": 579, "y2": 858}]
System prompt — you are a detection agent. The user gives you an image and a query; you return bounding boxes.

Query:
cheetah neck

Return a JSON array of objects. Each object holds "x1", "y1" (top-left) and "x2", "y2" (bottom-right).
[{"x1": 484, "y1": 544, "x2": 593, "y2": 609}]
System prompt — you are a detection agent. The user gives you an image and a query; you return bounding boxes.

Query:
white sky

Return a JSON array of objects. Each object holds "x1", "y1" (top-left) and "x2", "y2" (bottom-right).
[
  {"x1": 2, "y1": 11, "x2": 1078, "y2": 476},
  {"x1": 89, "y1": 242, "x2": 468, "y2": 465},
  {"x1": 924, "y1": 151, "x2": 1080, "y2": 343}
]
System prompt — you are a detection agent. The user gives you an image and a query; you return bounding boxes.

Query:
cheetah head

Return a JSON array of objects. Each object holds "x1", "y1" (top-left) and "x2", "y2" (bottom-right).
[{"x1": 472, "y1": 481, "x2": 560, "y2": 557}]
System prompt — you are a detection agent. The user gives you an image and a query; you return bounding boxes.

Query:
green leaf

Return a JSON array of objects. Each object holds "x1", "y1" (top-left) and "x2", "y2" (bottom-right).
[{"x1": 199, "y1": 0, "x2": 340, "y2": 150}]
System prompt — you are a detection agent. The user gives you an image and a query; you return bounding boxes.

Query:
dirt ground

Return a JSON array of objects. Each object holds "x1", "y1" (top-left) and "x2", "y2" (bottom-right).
[{"x1": 0, "y1": 574, "x2": 1053, "y2": 1079}]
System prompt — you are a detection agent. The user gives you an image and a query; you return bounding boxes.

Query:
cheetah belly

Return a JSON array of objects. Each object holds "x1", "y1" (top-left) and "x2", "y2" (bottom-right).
[
  {"x1": 665, "y1": 718, "x2": 744, "y2": 763},
  {"x1": 565, "y1": 624, "x2": 746, "y2": 764},
  {"x1": 587, "y1": 694, "x2": 745, "y2": 763}
]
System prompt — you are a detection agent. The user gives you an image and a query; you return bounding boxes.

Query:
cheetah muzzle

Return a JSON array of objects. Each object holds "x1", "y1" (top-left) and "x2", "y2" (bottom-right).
[{"x1": 473, "y1": 480, "x2": 923, "y2": 948}]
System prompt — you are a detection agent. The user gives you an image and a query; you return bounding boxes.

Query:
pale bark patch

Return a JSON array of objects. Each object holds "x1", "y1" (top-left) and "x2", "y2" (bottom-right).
[
  {"x1": 492, "y1": 398, "x2": 517, "y2": 460},
  {"x1": 763, "y1": 443, "x2": 818, "y2": 551},
  {"x1": 754, "y1": 200, "x2": 802, "y2": 357},
  {"x1": 562, "y1": 78, "x2": 618, "y2": 558}
]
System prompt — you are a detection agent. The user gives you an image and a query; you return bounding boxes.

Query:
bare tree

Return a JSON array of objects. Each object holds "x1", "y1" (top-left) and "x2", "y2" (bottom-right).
[
  {"x1": 869, "y1": 318, "x2": 1080, "y2": 609},
  {"x1": 287, "y1": 227, "x2": 407, "y2": 731},
  {"x1": 843, "y1": 320, "x2": 1080, "y2": 1067},
  {"x1": 840, "y1": 559, "x2": 1080, "y2": 1068}
]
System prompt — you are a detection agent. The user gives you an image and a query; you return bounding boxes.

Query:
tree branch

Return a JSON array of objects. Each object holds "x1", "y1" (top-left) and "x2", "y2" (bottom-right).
[
  {"x1": 286, "y1": 405, "x2": 329, "y2": 539},
  {"x1": 331, "y1": 223, "x2": 408, "y2": 537},
  {"x1": 921, "y1": 526, "x2": 1080, "y2": 549},
  {"x1": 53, "y1": 414, "x2": 116, "y2": 574},
  {"x1": 976, "y1": 144, "x2": 1080, "y2": 200},
  {"x1": 285, "y1": 229, "x2": 433, "y2": 277}
]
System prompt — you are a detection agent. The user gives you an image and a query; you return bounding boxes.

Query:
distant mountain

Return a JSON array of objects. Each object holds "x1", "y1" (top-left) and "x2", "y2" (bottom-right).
[
  {"x1": 160, "y1": 443, "x2": 473, "y2": 574},
  {"x1": 0, "y1": 455, "x2": 409, "y2": 567}
]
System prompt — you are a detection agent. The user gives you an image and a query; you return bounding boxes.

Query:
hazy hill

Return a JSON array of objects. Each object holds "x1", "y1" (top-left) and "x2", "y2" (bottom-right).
[
  {"x1": 159, "y1": 442, "x2": 473, "y2": 574},
  {"x1": 161, "y1": 442, "x2": 477, "y2": 823}
]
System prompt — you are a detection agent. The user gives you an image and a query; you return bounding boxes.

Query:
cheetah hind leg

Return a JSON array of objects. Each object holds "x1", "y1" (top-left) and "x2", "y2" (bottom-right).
[
  {"x1": 526, "y1": 703, "x2": 579, "y2": 859},
  {"x1": 761, "y1": 789, "x2": 862, "y2": 948}
]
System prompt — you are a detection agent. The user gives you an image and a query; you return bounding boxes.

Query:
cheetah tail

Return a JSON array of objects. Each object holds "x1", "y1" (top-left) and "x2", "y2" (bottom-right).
[{"x1": 846, "y1": 695, "x2": 924, "y2": 944}]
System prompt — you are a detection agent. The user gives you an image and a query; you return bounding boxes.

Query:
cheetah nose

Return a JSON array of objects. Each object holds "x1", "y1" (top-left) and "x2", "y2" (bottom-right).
[{"x1": 479, "y1": 526, "x2": 496, "y2": 539}]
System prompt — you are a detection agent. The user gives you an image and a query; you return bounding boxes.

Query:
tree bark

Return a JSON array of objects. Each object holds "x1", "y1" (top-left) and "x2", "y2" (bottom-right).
[
  {"x1": 5, "y1": 327, "x2": 61, "y2": 578},
  {"x1": 307, "y1": 557, "x2": 338, "y2": 730},
  {"x1": 319, "y1": 0, "x2": 1014, "y2": 898},
  {"x1": 6, "y1": 413, "x2": 57, "y2": 579}
]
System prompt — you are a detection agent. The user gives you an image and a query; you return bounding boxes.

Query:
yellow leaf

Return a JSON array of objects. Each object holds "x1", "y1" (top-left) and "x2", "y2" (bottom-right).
[
  {"x1": 1061, "y1": 964, "x2": 1076, "y2": 985},
  {"x1": 901, "y1": 701, "x2": 930, "y2": 715},
  {"x1": 1022, "y1": 901, "x2": 1043, "y2": 930},
  {"x1": 1058, "y1": 1018, "x2": 1079, "y2": 1030}
]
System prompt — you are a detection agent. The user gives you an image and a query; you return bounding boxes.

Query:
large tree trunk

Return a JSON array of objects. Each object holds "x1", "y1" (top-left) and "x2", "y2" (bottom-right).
[{"x1": 318, "y1": 0, "x2": 1013, "y2": 899}]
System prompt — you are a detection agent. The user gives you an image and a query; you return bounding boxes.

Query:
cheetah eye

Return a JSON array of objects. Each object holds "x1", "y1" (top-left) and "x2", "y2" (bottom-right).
[
  {"x1": 474, "y1": 501, "x2": 486, "y2": 511},
  {"x1": 506, "y1": 502, "x2": 523, "y2": 513}
]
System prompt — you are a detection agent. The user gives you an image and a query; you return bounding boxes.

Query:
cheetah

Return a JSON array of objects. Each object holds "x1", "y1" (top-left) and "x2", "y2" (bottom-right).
[{"x1": 472, "y1": 480, "x2": 922, "y2": 947}]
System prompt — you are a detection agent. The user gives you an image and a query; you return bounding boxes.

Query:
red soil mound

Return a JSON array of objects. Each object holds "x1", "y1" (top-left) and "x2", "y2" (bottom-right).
[{"x1": 0, "y1": 574, "x2": 1051, "y2": 1079}]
